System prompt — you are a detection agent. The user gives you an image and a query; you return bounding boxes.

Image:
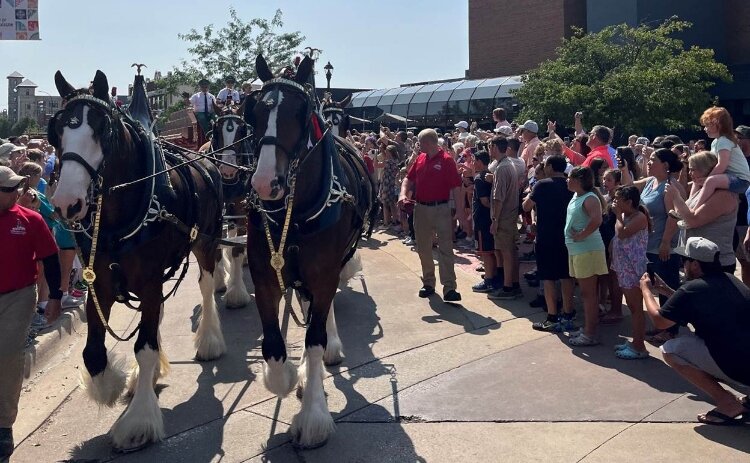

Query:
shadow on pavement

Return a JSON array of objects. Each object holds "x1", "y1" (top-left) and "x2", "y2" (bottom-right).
[
  {"x1": 694, "y1": 424, "x2": 750, "y2": 455},
  {"x1": 424, "y1": 295, "x2": 500, "y2": 335}
]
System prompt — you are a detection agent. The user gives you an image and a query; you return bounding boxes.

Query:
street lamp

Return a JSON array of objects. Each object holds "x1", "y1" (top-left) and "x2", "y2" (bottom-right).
[{"x1": 324, "y1": 61, "x2": 333, "y2": 91}]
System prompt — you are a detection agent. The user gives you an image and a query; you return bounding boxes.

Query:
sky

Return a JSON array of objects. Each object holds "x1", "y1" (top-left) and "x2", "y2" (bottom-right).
[{"x1": 1, "y1": 0, "x2": 469, "y2": 111}]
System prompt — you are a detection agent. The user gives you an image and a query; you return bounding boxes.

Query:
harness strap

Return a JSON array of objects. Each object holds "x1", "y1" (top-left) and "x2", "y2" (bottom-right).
[{"x1": 60, "y1": 152, "x2": 100, "y2": 180}]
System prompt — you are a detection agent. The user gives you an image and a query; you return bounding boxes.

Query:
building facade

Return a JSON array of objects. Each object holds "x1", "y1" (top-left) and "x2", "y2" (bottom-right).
[
  {"x1": 466, "y1": 0, "x2": 750, "y2": 124},
  {"x1": 6, "y1": 72, "x2": 63, "y2": 126}
]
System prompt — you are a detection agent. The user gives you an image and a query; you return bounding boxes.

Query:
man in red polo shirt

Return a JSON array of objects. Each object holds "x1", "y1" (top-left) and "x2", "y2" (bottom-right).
[
  {"x1": 399, "y1": 129, "x2": 463, "y2": 301},
  {"x1": 0, "y1": 166, "x2": 61, "y2": 460},
  {"x1": 582, "y1": 125, "x2": 615, "y2": 169}
]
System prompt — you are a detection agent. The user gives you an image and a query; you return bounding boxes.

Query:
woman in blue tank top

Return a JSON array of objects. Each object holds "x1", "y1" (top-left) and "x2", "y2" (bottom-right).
[
  {"x1": 621, "y1": 148, "x2": 685, "y2": 344},
  {"x1": 565, "y1": 167, "x2": 608, "y2": 346}
]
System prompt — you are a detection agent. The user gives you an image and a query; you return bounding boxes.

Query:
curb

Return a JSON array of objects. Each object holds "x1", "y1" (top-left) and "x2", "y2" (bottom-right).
[{"x1": 23, "y1": 305, "x2": 86, "y2": 379}]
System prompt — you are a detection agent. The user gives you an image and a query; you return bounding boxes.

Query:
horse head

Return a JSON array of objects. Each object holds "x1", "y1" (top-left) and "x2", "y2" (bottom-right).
[
  {"x1": 250, "y1": 54, "x2": 316, "y2": 201},
  {"x1": 322, "y1": 94, "x2": 352, "y2": 138},
  {"x1": 49, "y1": 70, "x2": 120, "y2": 221},
  {"x1": 211, "y1": 108, "x2": 249, "y2": 181}
]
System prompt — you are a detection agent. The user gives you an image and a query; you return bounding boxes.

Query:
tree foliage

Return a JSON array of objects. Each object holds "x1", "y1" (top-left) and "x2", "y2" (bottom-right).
[
  {"x1": 512, "y1": 19, "x2": 732, "y2": 136},
  {"x1": 160, "y1": 8, "x2": 304, "y2": 94},
  {"x1": 0, "y1": 116, "x2": 38, "y2": 138}
]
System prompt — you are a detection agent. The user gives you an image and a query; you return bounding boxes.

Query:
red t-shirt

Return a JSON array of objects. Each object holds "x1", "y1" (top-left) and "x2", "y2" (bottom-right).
[
  {"x1": 0, "y1": 204, "x2": 58, "y2": 293},
  {"x1": 406, "y1": 150, "x2": 462, "y2": 202},
  {"x1": 582, "y1": 145, "x2": 614, "y2": 169}
]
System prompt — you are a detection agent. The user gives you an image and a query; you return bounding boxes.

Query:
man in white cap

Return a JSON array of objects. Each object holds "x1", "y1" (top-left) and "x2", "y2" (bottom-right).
[
  {"x1": 454, "y1": 121, "x2": 469, "y2": 141},
  {"x1": 641, "y1": 236, "x2": 750, "y2": 426},
  {"x1": 518, "y1": 120, "x2": 540, "y2": 167},
  {"x1": 0, "y1": 166, "x2": 62, "y2": 460}
]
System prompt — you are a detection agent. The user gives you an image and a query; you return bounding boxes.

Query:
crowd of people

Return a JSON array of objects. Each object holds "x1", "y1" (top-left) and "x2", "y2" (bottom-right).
[
  {"x1": 2, "y1": 101, "x2": 749, "y2": 459},
  {"x1": 345, "y1": 106, "x2": 750, "y2": 426},
  {"x1": 0, "y1": 136, "x2": 86, "y2": 340}
]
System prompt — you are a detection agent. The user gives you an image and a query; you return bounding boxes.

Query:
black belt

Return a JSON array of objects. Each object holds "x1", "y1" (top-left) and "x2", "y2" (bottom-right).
[{"x1": 417, "y1": 200, "x2": 448, "y2": 206}]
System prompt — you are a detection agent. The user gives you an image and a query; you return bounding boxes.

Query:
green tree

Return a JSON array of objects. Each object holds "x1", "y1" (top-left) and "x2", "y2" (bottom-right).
[
  {"x1": 10, "y1": 117, "x2": 38, "y2": 136},
  {"x1": 512, "y1": 19, "x2": 732, "y2": 136},
  {"x1": 161, "y1": 8, "x2": 304, "y2": 94},
  {"x1": 0, "y1": 116, "x2": 12, "y2": 138}
]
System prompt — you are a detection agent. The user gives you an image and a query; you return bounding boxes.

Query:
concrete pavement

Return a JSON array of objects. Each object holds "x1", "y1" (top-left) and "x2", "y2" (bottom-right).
[{"x1": 10, "y1": 230, "x2": 750, "y2": 462}]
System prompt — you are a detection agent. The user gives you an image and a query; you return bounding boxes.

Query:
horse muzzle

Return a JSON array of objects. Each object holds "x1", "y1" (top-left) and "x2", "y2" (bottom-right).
[{"x1": 251, "y1": 174, "x2": 286, "y2": 201}]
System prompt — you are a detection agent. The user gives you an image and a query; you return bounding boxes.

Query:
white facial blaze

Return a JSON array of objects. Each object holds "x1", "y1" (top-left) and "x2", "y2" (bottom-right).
[
  {"x1": 251, "y1": 92, "x2": 284, "y2": 199},
  {"x1": 219, "y1": 122, "x2": 238, "y2": 178},
  {"x1": 50, "y1": 106, "x2": 104, "y2": 220}
]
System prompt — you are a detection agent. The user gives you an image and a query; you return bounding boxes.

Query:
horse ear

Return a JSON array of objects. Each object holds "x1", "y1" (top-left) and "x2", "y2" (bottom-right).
[
  {"x1": 338, "y1": 94, "x2": 352, "y2": 108},
  {"x1": 295, "y1": 57, "x2": 313, "y2": 85},
  {"x1": 92, "y1": 70, "x2": 109, "y2": 101},
  {"x1": 54, "y1": 71, "x2": 75, "y2": 97},
  {"x1": 256, "y1": 55, "x2": 273, "y2": 82}
]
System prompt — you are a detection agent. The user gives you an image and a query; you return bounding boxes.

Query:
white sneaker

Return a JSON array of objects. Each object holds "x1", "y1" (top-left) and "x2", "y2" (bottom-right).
[
  {"x1": 403, "y1": 237, "x2": 415, "y2": 246},
  {"x1": 61, "y1": 294, "x2": 84, "y2": 308}
]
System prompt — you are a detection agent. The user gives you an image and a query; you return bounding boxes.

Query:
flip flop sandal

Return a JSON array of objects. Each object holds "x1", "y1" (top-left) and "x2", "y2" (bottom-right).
[
  {"x1": 697, "y1": 409, "x2": 744, "y2": 426},
  {"x1": 615, "y1": 344, "x2": 649, "y2": 360}
]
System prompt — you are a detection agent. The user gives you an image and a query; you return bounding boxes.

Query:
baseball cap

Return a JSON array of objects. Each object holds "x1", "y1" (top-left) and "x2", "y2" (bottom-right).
[
  {"x1": 674, "y1": 237, "x2": 720, "y2": 263},
  {"x1": 636, "y1": 136, "x2": 650, "y2": 146},
  {"x1": 454, "y1": 121, "x2": 469, "y2": 129},
  {"x1": 0, "y1": 143, "x2": 24, "y2": 161},
  {"x1": 494, "y1": 126, "x2": 513, "y2": 137},
  {"x1": 0, "y1": 166, "x2": 25, "y2": 188},
  {"x1": 519, "y1": 120, "x2": 538, "y2": 134},
  {"x1": 735, "y1": 125, "x2": 750, "y2": 139}
]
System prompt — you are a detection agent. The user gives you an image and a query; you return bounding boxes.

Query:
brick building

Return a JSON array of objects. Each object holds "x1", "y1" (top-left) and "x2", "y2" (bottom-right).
[
  {"x1": 466, "y1": 0, "x2": 750, "y2": 123},
  {"x1": 467, "y1": 0, "x2": 586, "y2": 78}
]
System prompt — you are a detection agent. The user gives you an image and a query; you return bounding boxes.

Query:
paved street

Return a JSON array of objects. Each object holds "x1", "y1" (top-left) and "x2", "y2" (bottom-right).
[{"x1": 12, "y1": 231, "x2": 750, "y2": 463}]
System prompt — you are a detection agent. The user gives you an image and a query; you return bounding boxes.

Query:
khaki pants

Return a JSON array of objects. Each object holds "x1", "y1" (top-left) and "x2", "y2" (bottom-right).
[
  {"x1": 0, "y1": 285, "x2": 36, "y2": 428},
  {"x1": 414, "y1": 203, "x2": 457, "y2": 293}
]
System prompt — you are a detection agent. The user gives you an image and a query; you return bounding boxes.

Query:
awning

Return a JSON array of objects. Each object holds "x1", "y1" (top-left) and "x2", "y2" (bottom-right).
[{"x1": 373, "y1": 112, "x2": 416, "y2": 124}]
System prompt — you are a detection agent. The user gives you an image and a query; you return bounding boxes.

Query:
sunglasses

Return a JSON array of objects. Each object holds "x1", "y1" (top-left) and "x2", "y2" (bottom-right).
[{"x1": 0, "y1": 185, "x2": 22, "y2": 193}]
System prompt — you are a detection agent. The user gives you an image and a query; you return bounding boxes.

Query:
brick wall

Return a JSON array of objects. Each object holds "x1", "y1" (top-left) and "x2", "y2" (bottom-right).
[{"x1": 468, "y1": 0, "x2": 586, "y2": 78}]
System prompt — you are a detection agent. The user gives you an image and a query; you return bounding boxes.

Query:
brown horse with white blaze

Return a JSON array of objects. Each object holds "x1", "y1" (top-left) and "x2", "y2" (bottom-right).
[
  {"x1": 248, "y1": 54, "x2": 377, "y2": 448},
  {"x1": 49, "y1": 70, "x2": 225, "y2": 452}
]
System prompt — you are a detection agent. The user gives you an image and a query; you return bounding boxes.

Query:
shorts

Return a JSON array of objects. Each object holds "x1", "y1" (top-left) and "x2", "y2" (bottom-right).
[
  {"x1": 568, "y1": 249, "x2": 608, "y2": 279},
  {"x1": 536, "y1": 242, "x2": 570, "y2": 281},
  {"x1": 474, "y1": 225, "x2": 495, "y2": 253},
  {"x1": 494, "y1": 215, "x2": 518, "y2": 250},
  {"x1": 727, "y1": 174, "x2": 750, "y2": 195},
  {"x1": 53, "y1": 222, "x2": 76, "y2": 250},
  {"x1": 661, "y1": 333, "x2": 743, "y2": 387}
]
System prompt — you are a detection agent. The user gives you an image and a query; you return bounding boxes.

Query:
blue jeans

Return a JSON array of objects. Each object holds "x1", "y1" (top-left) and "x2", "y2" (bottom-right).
[{"x1": 647, "y1": 252, "x2": 681, "y2": 334}]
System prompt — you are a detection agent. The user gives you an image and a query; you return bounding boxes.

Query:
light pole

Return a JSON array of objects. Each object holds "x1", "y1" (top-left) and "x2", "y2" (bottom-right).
[{"x1": 324, "y1": 61, "x2": 334, "y2": 91}]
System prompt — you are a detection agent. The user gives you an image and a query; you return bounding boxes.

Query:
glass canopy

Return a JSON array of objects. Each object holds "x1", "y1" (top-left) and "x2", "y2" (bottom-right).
[{"x1": 345, "y1": 75, "x2": 522, "y2": 128}]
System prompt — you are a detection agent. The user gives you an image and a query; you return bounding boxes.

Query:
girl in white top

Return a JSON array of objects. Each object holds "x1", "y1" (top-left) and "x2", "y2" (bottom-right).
[{"x1": 692, "y1": 106, "x2": 750, "y2": 207}]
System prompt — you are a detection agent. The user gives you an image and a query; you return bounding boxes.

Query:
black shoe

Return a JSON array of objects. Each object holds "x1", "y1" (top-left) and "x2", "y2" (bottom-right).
[
  {"x1": 523, "y1": 269, "x2": 537, "y2": 281},
  {"x1": 418, "y1": 286, "x2": 435, "y2": 298},
  {"x1": 443, "y1": 290, "x2": 462, "y2": 302},
  {"x1": 527, "y1": 278, "x2": 540, "y2": 287},
  {"x1": 529, "y1": 295, "x2": 546, "y2": 308},
  {"x1": 0, "y1": 428, "x2": 13, "y2": 459}
]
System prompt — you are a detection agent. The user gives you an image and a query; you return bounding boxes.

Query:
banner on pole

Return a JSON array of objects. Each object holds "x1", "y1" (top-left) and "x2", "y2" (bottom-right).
[{"x1": 0, "y1": 0, "x2": 40, "y2": 40}]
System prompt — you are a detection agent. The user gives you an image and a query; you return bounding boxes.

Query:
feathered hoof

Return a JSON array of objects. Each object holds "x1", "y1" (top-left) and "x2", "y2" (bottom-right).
[
  {"x1": 290, "y1": 408, "x2": 335, "y2": 450},
  {"x1": 263, "y1": 359, "x2": 298, "y2": 397}
]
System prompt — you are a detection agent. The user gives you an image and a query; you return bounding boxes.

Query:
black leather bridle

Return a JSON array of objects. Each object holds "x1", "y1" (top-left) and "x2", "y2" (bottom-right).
[
  {"x1": 48, "y1": 94, "x2": 118, "y2": 197},
  {"x1": 254, "y1": 77, "x2": 315, "y2": 163}
]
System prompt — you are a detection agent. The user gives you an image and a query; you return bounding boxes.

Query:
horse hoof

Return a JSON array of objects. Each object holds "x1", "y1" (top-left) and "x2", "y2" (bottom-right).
[
  {"x1": 214, "y1": 286, "x2": 227, "y2": 293},
  {"x1": 292, "y1": 437, "x2": 328, "y2": 451},
  {"x1": 324, "y1": 357, "x2": 343, "y2": 367},
  {"x1": 112, "y1": 437, "x2": 152, "y2": 454}
]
